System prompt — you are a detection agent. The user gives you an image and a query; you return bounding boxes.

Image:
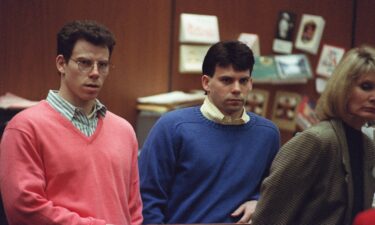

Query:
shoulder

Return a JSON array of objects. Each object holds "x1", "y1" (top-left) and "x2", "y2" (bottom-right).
[
  {"x1": 281, "y1": 120, "x2": 340, "y2": 159},
  {"x1": 297, "y1": 120, "x2": 339, "y2": 142},
  {"x1": 248, "y1": 112, "x2": 279, "y2": 135},
  {"x1": 104, "y1": 111, "x2": 135, "y2": 131},
  {"x1": 6, "y1": 101, "x2": 50, "y2": 128},
  {"x1": 156, "y1": 106, "x2": 200, "y2": 125}
]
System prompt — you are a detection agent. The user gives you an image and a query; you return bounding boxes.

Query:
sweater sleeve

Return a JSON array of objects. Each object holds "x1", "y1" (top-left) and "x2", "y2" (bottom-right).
[
  {"x1": 138, "y1": 117, "x2": 177, "y2": 224},
  {"x1": 128, "y1": 134, "x2": 143, "y2": 225},
  {"x1": 0, "y1": 128, "x2": 106, "y2": 225},
  {"x1": 251, "y1": 128, "x2": 331, "y2": 225}
]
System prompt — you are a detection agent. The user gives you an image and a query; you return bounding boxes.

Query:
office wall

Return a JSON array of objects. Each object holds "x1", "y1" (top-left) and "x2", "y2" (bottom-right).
[
  {"x1": 1, "y1": 0, "x2": 374, "y2": 142},
  {"x1": 355, "y1": 0, "x2": 375, "y2": 47},
  {"x1": 0, "y1": 0, "x2": 172, "y2": 126}
]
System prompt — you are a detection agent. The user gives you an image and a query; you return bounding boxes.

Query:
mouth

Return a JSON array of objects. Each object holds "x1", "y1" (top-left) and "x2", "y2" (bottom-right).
[
  {"x1": 227, "y1": 99, "x2": 244, "y2": 104},
  {"x1": 83, "y1": 84, "x2": 101, "y2": 92},
  {"x1": 363, "y1": 107, "x2": 375, "y2": 113}
]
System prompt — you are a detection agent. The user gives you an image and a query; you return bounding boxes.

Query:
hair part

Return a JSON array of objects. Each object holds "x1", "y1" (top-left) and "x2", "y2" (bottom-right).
[
  {"x1": 202, "y1": 40, "x2": 255, "y2": 77},
  {"x1": 316, "y1": 45, "x2": 375, "y2": 121},
  {"x1": 57, "y1": 20, "x2": 116, "y2": 61}
]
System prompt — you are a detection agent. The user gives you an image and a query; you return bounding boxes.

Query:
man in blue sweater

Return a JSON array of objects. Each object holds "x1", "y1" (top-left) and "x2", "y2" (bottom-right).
[{"x1": 139, "y1": 40, "x2": 280, "y2": 224}]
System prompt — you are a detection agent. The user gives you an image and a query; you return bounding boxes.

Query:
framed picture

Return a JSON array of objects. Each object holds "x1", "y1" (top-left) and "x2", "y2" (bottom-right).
[
  {"x1": 295, "y1": 14, "x2": 325, "y2": 54},
  {"x1": 272, "y1": 11, "x2": 296, "y2": 54},
  {"x1": 179, "y1": 13, "x2": 220, "y2": 44},
  {"x1": 274, "y1": 54, "x2": 312, "y2": 83},
  {"x1": 245, "y1": 89, "x2": 269, "y2": 117},
  {"x1": 238, "y1": 33, "x2": 260, "y2": 56},
  {"x1": 316, "y1": 44, "x2": 346, "y2": 77},
  {"x1": 271, "y1": 91, "x2": 301, "y2": 131},
  {"x1": 179, "y1": 44, "x2": 210, "y2": 73}
]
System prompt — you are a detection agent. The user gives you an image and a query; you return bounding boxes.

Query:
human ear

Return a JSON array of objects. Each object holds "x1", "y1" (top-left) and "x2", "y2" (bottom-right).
[
  {"x1": 201, "y1": 75, "x2": 211, "y2": 92},
  {"x1": 56, "y1": 55, "x2": 66, "y2": 74}
]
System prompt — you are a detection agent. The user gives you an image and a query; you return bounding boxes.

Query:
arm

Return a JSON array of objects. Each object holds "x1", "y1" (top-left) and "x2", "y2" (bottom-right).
[
  {"x1": 128, "y1": 136, "x2": 143, "y2": 225},
  {"x1": 0, "y1": 128, "x2": 106, "y2": 225},
  {"x1": 232, "y1": 128, "x2": 280, "y2": 224},
  {"x1": 251, "y1": 129, "x2": 329, "y2": 225},
  {"x1": 138, "y1": 118, "x2": 177, "y2": 224}
]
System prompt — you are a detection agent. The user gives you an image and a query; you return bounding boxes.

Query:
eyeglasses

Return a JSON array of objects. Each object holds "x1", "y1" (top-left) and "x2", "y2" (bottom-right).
[{"x1": 69, "y1": 58, "x2": 112, "y2": 75}]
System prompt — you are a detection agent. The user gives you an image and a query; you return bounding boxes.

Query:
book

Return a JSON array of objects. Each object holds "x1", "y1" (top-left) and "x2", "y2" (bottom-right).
[
  {"x1": 252, "y1": 56, "x2": 279, "y2": 83},
  {"x1": 137, "y1": 90, "x2": 205, "y2": 113},
  {"x1": 316, "y1": 44, "x2": 345, "y2": 77},
  {"x1": 272, "y1": 11, "x2": 297, "y2": 54},
  {"x1": 295, "y1": 96, "x2": 320, "y2": 130},
  {"x1": 295, "y1": 14, "x2": 326, "y2": 54},
  {"x1": 274, "y1": 54, "x2": 313, "y2": 84},
  {"x1": 238, "y1": 33, "x2": 260, "y2": 56}
]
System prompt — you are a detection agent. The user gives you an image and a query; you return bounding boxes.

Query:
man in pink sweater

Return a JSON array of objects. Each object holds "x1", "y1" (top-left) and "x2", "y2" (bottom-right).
[{"x1": 0, "y1": 20, "x2": 143, "y2": 225}]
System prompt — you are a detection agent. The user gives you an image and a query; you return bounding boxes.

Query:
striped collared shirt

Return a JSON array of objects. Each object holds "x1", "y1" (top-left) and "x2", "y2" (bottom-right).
[
  {"x1": 46, "y1": 90, "x2": 106, "y2": 136},
  {"x1": 200, "y1": 97, "x2": 249, "y2": 125}
]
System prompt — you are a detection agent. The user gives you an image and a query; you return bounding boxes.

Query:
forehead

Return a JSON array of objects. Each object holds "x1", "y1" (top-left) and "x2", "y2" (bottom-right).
[
  {"x1": 213, "y1": 65, "x2": 250, "y2": 78},
  {"x1": 356, "y1": 72, "x2": 375, "y2": 82},
  {"x1": 72, "y1": 39, "x2": 110, "y2": 59}
]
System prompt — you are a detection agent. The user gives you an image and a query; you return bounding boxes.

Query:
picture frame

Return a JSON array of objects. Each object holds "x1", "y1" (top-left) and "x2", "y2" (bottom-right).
[
  {"x1": 179, "y1": 44, "x2": 211, "y2": 73},
  {"x1": 316, "y1": 44, "x2": 346, "y2": 77},
  {"x1": 274, "y1": 54, "x2": 312, "y2": 83},
  {"x1": 245, "y1": 89, "x2": 269, "y2": 117},
  {"x1": 179, "y1": 13, "x2": 220, "y2": 44},
  {"x1": 271, "y1": 91, "x2": 301, "y2": 131},
  {"x1": 272, "y1": 11, "x2": 296, "y2": 54},
  {"x1": 295, "y1": 14, "x2": 325, "y2": 54},
  {"x1": 238, "y1": 33, "x2": 260, "y2": 56}
]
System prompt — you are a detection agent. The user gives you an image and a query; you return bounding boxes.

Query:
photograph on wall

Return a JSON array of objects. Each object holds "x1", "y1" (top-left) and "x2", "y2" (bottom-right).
[
  {"x1": 272, "y1": 11, "x2": 296, "y2": 54},
  {"x1": 245, "y1": 89, "x2": 269, "y2": 117},
  {"x1": 316, "y1": 44, "x2": 345, "y2": 77},
  {"x1": 179, "y1": 13, "x2": 220, "y2": 44},
  {"x1": 179, "y1": 44, "x2": 211, "y2": 73},
  {"x1": 295, "y1": 14, "x2": 325, "y2": 54},
  {"x1": 271, "y1": 91, "x2": 301, "y2": 131},
  {"x1": 238, "y1": 33, "x2": 260, "y2": 56}
]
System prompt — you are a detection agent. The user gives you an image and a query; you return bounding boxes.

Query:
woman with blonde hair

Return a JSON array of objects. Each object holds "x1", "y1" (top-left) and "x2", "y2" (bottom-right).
[{"x1": 251, "y1": 45, "x2": 375, "y2": 225}]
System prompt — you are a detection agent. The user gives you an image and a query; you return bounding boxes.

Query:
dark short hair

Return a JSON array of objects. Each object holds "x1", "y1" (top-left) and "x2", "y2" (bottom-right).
[
  {"x1": 202, "y1": 40, "x2": 255, "y2": 77},
  {"x1": 57, "y1": 20, "x2": 116, "y2": 61}
]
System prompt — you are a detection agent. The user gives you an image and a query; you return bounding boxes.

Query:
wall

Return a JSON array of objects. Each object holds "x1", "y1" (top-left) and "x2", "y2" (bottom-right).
[
  {"x1": 1, "y1": 0, "x2": 374, "y2": 143},
  {"x1": 0, "y1": 0, "x2": 172, "y2": 127}
]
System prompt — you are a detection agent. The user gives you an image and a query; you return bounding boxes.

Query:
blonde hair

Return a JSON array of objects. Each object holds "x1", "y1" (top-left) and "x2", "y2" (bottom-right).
[{"x1": 316, "y1": 45, "x2": 375, "y2": 120}]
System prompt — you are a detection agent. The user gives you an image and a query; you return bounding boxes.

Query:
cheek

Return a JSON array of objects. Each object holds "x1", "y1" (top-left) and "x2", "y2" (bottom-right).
[{"x1": 347, "y1": 93, "x2": 363, "y2": 113}]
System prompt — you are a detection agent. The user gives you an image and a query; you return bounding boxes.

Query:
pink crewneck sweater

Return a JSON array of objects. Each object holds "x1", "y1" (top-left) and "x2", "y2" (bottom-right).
[{"x1": 0, "y1": 101, "x2": 143, "y2": 225}]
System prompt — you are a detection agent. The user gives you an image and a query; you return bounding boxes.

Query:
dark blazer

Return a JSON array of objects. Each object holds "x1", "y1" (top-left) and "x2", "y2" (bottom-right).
[{"x1": 252, "y1": 119, "x2": 375, "y2": 225}]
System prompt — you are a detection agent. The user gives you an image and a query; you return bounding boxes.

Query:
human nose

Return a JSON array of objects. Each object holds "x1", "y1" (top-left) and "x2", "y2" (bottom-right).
[
  {"x1": 369, "y1": 93, "x2": 375, "y2": 103},
  {"x1": 89, "y1": 63, "x2": 100, "y2": 77},
  {"x1": 232, "y1": 81, "x2": 241, "y2": 93}
]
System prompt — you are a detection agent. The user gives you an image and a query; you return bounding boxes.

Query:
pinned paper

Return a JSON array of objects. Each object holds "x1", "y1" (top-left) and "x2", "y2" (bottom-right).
[{"x1": 179, "y1": 13, "x2": 220, "y2": 44}]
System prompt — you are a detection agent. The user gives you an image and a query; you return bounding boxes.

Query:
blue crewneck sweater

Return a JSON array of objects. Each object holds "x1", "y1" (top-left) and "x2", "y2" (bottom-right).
[{"x1": 139, "y1": 106, "x2": 280, "y2": 224}]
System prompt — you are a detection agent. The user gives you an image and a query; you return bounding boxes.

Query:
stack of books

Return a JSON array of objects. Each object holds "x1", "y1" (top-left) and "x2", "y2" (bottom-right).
[{"x1": 137, "y1": 90, "x2": 206, "y2": 113}]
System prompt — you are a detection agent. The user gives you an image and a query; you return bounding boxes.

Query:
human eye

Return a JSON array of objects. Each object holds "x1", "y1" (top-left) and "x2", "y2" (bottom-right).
[
  {"x1": 240, "y1": 77, "x2": 250, "y2": 84},
  {"x1": 78, "y1": 59, "x2": 93, "y2": 68},
  {"x1": 220, "y1": 77, "x2": 232, "y2": 84},
  {"x1": 98, "y1": 61, "x2": 109, "y2": 69},
  {"x1": 360, "y1": 82, "x2": 375, "y2": 91}
]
